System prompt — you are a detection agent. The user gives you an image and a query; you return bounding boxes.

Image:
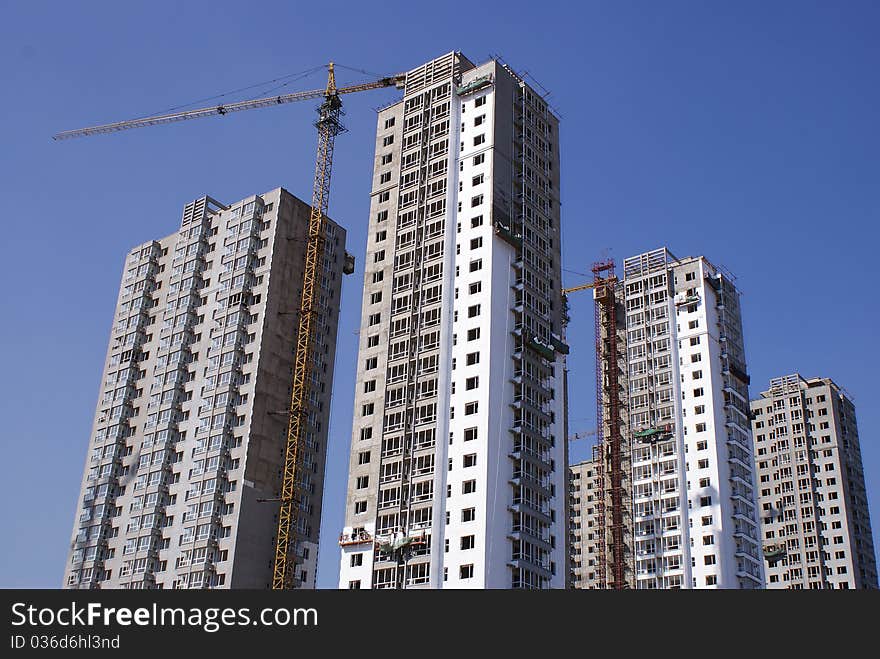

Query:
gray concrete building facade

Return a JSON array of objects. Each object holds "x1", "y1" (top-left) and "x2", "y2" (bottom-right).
[
  {"x1": 568, "y1": 456, "x2": 603, "y2": 588},
  {"x1": 65, "y1": 188, "x2": 349, "y2": 589},
  {"x1": 752, "y1": 374, "x2": 878, "y2": 589}
]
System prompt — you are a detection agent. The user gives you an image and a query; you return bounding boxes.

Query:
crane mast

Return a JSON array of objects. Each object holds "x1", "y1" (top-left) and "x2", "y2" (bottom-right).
[
  {"x1": 272, "y1": 64, "x2": 343, "y2": 590},
  {"x1": 564, "y1": 262, "x2": 630, "y2": 589}
]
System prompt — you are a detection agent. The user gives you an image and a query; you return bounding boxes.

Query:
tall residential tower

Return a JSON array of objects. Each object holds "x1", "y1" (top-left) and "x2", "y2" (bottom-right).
[
  {"x1": 338, "y1": 52, "x2": 568, "y2": 589},
  {"x1": 752, "y1": 374, "x2": 878, "y2": 589},
  {"x1": 623, "y1": 248, "x2": 764, "y2": 588},
  {"x1": 65, "y1": 188, "x2": 350, "y2": 589},
  {"x1": 568, "y1": 456, "x2": 604, "y2": 588}
]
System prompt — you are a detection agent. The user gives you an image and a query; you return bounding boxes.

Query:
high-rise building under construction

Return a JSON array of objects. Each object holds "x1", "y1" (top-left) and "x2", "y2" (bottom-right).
[
  {"x1": 622, "y1": 247, "x2": 764, "y2": 588},
  {"x1": 751, "y1": 374, "x2": 877, "y2": 589},
  {"x1": 64, "y1": 188, "x2": 350, "y2": 589},
  {"x1": 337, "y1": 52, "x2": 568, "y2": 589}
]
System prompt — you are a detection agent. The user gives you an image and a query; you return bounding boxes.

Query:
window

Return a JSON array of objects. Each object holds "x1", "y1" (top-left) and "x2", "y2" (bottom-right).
[
  {"x1": 704, "y1": 555, "x2": 716, "y2": 565},
  {"x1": 471, "y1": 195, "x2": 483, "y2": 208},
  {"x1": 475, "y1": 96, "x2": 486, "y2": 107},
  {"x1": 469, "y1": 259, "x2": 482, "y2": 272},
  {"x1": 460, "y1": 564, "x2": 474, "y2": 579},
  {"x1": 470, "y1": 237, "x2": 483, "y2": 250},
  {"x1": 349, "y1": 580, "x2": 361, "y2": 589},
  {"x1": 375, "y1": 230, "x2": 387, "y2": 242},
  {"x1": 692, "y1": 370, "x2": 702, "y2": 380},
  {"x1": 466, "y1": 352, "x2": 480, "y2": 366},
  {"x1": 694, "y1": 405, "x2": 705, "y2": 415},
  {"x1": 688, "y1": 320, "x2": 699, "y2": 329},
  {"x1": 379, "y1": 172, "x2": 391, "y2": 184},
  {"x1": 469, "y1": 282, "x2": 482, "y2": 295},
  {"x1": 354, "y1": 501, "x2": 367, "y2": 514},
  {"x1": 367, "y1": 335, "x2": 379, "y2": 349},
  {"x1": 472, "y1": 174, "x2": 484, "y2": 186},
  {"x1": 690, "y1": 353, "x2": 702, "y2": 363},
  {"x1": 382, "y1": 135, "x2": 394, "y2": 146},
  {"x1": 365, "y1": 357, "x2": 378, "y2": 370},
  {"x1": 473, "y1": 134, "x2": 485, "y2": 146},
  {"x1": 462, "y1": 508, "x2": 476, "y2": 522},
  {"x1": 698, "y1": 459, "x2": 709, "y2": 469},
  {"x1": 700, "y1": 496, "x2": 712, "y2": 507},
  {"x1": 350, "y1": 553, "x2": 363, "y2": 567},
  {"x1": 695, "y1": 423, "x2": 707, "y2": 432},
  {"x1": 699, "y1": 477, "x2": 711, "y2": 488},
  {"x1": 463, "y1": 453, "x2": 477, "y2": 467},
  {"x1": 705, "y1": 575, "x2": 717, "y2": 585},
  {"x1": 693, "y1": 388, "x2": 704, "y2": 397},
  {"x1": 378, "y1": 191, "x2": 389, "y2": 203},
  {"x1": 464, "y1": 427, "x2": 478, "y2": 442},
  {"x1": 374, "y1": 249, "x2": 385, "y2": 263},
  {"x1": 368, "y1": 313, "x2": 381, "y2": 326},
  {"x1": 465, "y1": 402, "x2": 478, "y2": 415},
  {"x1": 358, "y1": 451, "x2": 371, "y2": 465},
  {"x1": 689, "y1": 336, "x2": 700, "y2": 346},
  {"x1": 370, "y1": 292, "x2": 382, "y2": 304},
  {"x1": 471, "y1": 215, "x2": 483, "y2": 228},
  {"x1": 467, "y1": 328, "x2": 480, "y2": 342},
  {"x1": 362, "y1": 403, "x2": 374, "y2": 416},
  {"x1": 473, "y1": 153, "x2": 485, "y2": 166},
  {"x1": 462, "y1": 480, "x2": 476, "y2": 494},
  {"x1": 384, "y1": 117, "x2": 395, "y2": 129},
  {"x1": 468, "y1": 305, "x2": 481, "y2": 318},
  {"x1": 466, "y1": 376, "x2": 479, "y2": 390},
  {"x1": 701, "y1": 515, "x2": 713, "y2": 526},
  {"x1": 702, "y1": 535, "x2": 714, "y2": 545},
  {"x1": 461, "y1": 535, "x2": 475, "y2": 550},
  {"x1": 380, "y1": 154, "x2": 393, "y2": 165}
]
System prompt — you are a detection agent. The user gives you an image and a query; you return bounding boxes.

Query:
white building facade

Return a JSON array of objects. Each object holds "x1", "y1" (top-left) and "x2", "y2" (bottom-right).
[
  {"x1": 338, "y1": 52, "x2": 567, "y2": 589},
  {"x1": 623, "y1": 248, "x2": 764, "y2": 588}
]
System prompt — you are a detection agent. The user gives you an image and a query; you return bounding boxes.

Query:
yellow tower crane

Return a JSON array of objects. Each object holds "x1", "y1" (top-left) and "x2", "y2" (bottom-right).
[{"x1": 56, "y1": 63, "x2": 406, "y2": 590}]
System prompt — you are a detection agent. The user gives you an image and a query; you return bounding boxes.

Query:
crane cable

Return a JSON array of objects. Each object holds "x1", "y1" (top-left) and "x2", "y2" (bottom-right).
[{"x1": 138, "y1": 65, "x2": 327, "y2": 120}]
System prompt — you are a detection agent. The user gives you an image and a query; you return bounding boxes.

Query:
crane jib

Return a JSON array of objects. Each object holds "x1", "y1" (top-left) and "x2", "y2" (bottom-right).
[{"x1": 52, "y1": 74, "x2": 404, "y2": 141}]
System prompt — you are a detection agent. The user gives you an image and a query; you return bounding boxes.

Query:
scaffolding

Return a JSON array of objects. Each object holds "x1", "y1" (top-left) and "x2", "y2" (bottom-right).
[{"x1": 591, "y1": 260, "x2": 630, "y2": 589}]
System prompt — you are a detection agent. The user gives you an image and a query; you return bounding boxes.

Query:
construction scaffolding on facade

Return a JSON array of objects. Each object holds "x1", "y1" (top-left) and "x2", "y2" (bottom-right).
[
  {"x1": 563, "y1": 259, "x2": 634, "y2": 588},
  {"x1": 590, "y1": 260, "x2": 633, "y2": 589}
]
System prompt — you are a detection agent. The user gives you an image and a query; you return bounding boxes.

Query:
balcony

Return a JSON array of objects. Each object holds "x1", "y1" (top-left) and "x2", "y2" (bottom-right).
[
  {"x1": 507, "y1": 530, "x2": 552, "y2": 551},
  {"x1": 507, "y1": 502, "x2": 551, "y2": 524},
  {"x1": 507, "y1": 558, "x2": 552, "y2": 579},
  {"x1": 509, "y1": 447, "x2": 553, "y2": 472},
  {"x1": 509, "y1": 473, "x2": 552, "y2": 497}
]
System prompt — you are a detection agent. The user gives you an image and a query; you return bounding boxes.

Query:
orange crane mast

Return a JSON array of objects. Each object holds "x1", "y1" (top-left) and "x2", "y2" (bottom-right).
[{"x1": 563, "y1": 260, "x2": 628, "y2": 589}]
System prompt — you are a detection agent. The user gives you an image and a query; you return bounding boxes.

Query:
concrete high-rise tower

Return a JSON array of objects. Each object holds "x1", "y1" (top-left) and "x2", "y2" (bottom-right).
[
  {"x1": 65, "y1": 188, "x2": 351, "y2": 589},
  {"x1": 751, "y1": 374, "x2": 878, "y2": 589},
  {"x1": 568, "y1": 456, "x2": 604, "y2": 588},
  {"x1": 622, "y1": 248, "x2": 764, "y2": 588},
  {"x1": 337, "y1": 52, "x2": 567, "y2": 589}
]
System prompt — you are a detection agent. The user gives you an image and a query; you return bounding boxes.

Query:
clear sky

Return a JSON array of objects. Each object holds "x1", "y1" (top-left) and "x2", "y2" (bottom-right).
[{"x1": 0, "y1": 0, "x2": 877, "y2": 588}]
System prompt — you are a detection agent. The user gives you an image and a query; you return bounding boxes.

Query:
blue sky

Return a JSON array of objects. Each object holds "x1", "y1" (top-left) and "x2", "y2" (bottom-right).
[{"x1": 0, "y1": 1, "x2": 877, "y2": 588}]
